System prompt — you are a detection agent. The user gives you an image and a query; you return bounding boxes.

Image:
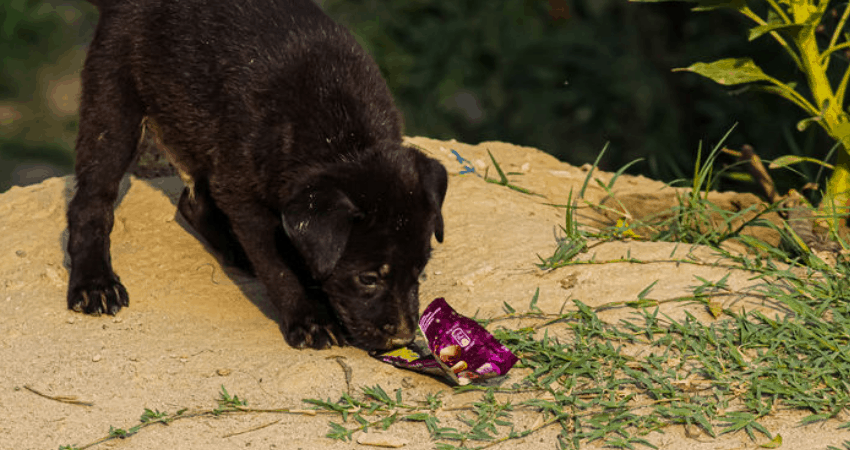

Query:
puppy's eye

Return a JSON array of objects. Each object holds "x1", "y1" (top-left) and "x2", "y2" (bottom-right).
[{"x1": 357, "y1": 272, "x2": 380, "y2": 287}]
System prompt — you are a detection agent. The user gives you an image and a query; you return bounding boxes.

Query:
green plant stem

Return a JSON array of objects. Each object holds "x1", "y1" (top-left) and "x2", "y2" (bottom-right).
[
  {"x1": 836, "y1": 59, "x2": 850, "y2": 107},
  {"x1": 819, "y1": 42, "x2": 850, "y2": 65},
  {"x1": 769, "y1": 80, "x2": 821, "y2": 116},
  {"x1": 828, "y1": 3, "x2": 850, "y2": 63},
  {"x1": 764, "y1": 0, "x2": 792, "y2": 25},
  {"x1": 740, "y1": 6, "x2": 804, "y2": 70},
  {"x1": 826, "y1": 150, "x2": 850, "y2": 218},
  {"x1": 791, "y1": 12, "x2": 850, "y2": 219},
  {"x1": 796, "y1": 29, "x2": 837, "y2": 117}
]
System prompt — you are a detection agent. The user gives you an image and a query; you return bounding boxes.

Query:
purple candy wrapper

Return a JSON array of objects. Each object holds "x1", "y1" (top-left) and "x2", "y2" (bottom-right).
[
  {"x1": 375, "y1": 298, "x2": 518, "y2": 385},
  {"x1": 372, "y1": 344, "x2": 447, "y2": 378}
]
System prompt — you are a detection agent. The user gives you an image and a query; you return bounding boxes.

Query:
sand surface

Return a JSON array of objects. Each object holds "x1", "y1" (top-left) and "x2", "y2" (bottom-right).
[{"x1": 2, "y1": 136, "x2": 848, "y2": 449}]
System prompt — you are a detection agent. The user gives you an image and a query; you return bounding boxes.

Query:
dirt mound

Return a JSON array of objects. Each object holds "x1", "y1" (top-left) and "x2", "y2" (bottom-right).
[{"x1": 1, "y1": 136, "x2": 845, "y2": 449}]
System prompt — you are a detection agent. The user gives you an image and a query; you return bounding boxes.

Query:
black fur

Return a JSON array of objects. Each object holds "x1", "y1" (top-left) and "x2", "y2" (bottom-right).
[{"x1": 66, "y1": 0, "x2": 448, "y2": 350}]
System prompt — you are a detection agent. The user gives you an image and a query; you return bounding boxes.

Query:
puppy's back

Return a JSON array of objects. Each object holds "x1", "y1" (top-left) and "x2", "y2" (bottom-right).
[{"x1": 93, "y1": 0, "x2": 402, "y2": 171}]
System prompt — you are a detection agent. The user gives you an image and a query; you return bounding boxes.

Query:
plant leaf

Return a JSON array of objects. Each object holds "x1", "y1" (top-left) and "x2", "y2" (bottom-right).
[
  {"x1": 769, "y1": 155, "x2": 834, "y2": 170},
  {"x1": 708, "y1": 300, "x2": 723, "y2": 319},
  {"x1": 796, "y1": 116, "x2": 822, "y2": 132},
  {"x1": 749, "y1": 17, "x2": 804, "y2": 41},
  {"x1": 760, "y1": 433, "x2": 783, "y2": 448},
  {"x1": 637, "y1": 280, "x2": 658, "y2": 300},
  {"x1": 750, "y1": 23, "x2": 804, "y2": 41},
  {"x1": 799, "y1": 413, "x2": 830, "y2": 425},
  {"x1": 748, "y1": 85, "x2": 819, "y2": 116},
  {"x1": 529, "y1": 287, "x2": 541, "y2": 312},
  {"x1": 404, "y1": 413, "x2": 431, "y2": 422},
  {"x1": 628, "y1": 0, "x2": 746, "y2": 12},
  {"x1": 486, "y1": 149, "x2": 509, "y2": 185},
  {"x1": 607, "y1": 158, "x2": 645, "y2": 189},
  {"x1": 674, "y1": 58, "x2": 773, "y2": 86}
]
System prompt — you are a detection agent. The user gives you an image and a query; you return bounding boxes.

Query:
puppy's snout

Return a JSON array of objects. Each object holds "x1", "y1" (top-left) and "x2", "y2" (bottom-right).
[
  {"x1": 388, "y1": 334, "x2": 415, "y2": 348},
  {"x1": 383, "y1": 323, "x2": 415, "y2": 348}
]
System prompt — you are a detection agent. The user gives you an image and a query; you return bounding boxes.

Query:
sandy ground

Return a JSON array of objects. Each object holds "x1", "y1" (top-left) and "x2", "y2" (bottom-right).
[{"x1": 2, "y1": 136, "x2": 849, "y2": 450}]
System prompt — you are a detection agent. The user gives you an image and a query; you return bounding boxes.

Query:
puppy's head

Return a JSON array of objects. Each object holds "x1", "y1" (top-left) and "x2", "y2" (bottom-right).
[{"x1": 282, "y1": 145, "x2": 447, "y2": 350}]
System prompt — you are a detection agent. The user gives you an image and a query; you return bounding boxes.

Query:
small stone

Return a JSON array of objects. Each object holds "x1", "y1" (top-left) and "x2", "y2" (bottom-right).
[
  {"x1": 549, "y1": 170, "x2": 574, "y2": 178},
  {"x1": 15, "y1": 250, "x2": 25, "y2": 257},
  {"x1": 92, "y1": 354, "x2": 102, "y2": 362},
  {"x1": 66, "y1": 317, "x2": 76, "y2": 324},
  {"x1": 216, "y1": 368, "x2": 232, "y2": 377}
]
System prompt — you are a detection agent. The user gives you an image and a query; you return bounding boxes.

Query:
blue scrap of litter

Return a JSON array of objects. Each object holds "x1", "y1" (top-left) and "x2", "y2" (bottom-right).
[{"x1": 451, "y1": 149, "x2": 481, "y2": 177}]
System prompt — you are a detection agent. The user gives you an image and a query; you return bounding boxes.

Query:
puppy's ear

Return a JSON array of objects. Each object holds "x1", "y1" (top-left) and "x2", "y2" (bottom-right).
[
  {"x1": 282, "y1": 187, "x2": 362, "y2": 280},
  {"x1": 415, "y1": 151, "x2": 448, "y2": 243}
]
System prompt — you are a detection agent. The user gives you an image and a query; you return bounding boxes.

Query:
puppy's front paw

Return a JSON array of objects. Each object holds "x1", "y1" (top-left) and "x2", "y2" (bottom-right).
[
  {"x1": 283, "y1": 312, "x2": 343, "y2": 349},
  {"x1": 67, "y1": 274, "x2": 129, "y2": 316}
]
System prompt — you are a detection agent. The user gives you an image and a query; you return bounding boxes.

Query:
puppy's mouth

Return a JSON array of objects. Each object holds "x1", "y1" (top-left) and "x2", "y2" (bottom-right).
[
  {"x1": 329, "y1": 301, "x2": 417, "y2": 351},
  {"x1": 348, "y1": 330, "x2": 415, "y2": 352},
  {"x1": 380, "y1": 332, "x2": 415, "y2": 351},
  {"x1": 339, "y1": 321, "x2": 415, "y2": 351}
]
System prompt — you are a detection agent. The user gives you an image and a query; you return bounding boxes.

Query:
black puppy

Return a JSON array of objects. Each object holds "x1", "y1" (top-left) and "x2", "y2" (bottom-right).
[{"x1": 66, "y1": 0, "x2": 448, "y2": 350}]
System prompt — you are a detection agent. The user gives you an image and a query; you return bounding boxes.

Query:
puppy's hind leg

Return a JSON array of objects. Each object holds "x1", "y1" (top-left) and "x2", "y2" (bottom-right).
[
  {"x1": 178, "y1": 179, "x2": 254, "y2": 274},
  {"x1": 66, "y1": 39, "x2": 144, "y2": 315}
]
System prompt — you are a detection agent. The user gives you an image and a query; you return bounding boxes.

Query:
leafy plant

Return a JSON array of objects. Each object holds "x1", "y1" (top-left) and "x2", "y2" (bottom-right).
[
  {"x1": 213, "y1": 385, "x2": 248, "y2": 414},
  {"x1": 630, "y1": 0, "x2": 850, "y2": 227}
]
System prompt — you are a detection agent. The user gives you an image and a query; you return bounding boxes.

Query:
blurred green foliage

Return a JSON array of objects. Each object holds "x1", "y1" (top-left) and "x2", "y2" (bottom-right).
[
  {"x1": 0, "y1": 0, "x2": 95, "y2": 192},
  {"x1": 324, "y1": 0, "x2": 834, "y2": 192},
  {"x1": 0, "y1": 0, "x2": 838, "y2": 197}
]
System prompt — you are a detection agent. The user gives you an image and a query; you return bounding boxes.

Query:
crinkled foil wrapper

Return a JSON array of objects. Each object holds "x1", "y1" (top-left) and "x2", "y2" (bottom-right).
[{"x1": 375, "y1": 298, "x2": 518, "y2": 385}]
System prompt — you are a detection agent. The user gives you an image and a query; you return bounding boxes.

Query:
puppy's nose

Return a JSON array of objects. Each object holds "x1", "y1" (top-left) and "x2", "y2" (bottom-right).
[
  {"x1": 388, "y1": 333, "x2": 415, "y2": 348},
  {"x1": 383, "y1": 323, "x2": 415, "y2": 347}
]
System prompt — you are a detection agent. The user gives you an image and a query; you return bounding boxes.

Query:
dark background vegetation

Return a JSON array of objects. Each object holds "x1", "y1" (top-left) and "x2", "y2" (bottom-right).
[{"x1": 0, "y1": 0, "x2": 838, "y2": 196}]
